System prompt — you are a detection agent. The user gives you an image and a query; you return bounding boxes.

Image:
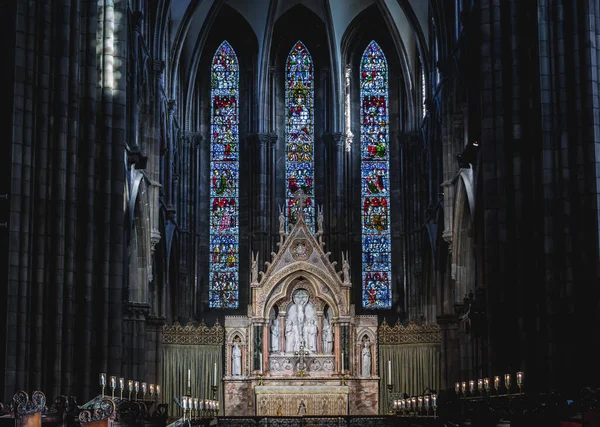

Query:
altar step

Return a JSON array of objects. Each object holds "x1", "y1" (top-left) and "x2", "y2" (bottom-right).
[{"x1": 212, "y1": 416, "x2": 443, "y2": 426}]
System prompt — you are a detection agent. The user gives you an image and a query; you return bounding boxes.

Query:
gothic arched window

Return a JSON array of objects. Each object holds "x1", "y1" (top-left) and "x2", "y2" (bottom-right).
[
  {"x1": 285, "y1": 41, "x2": 314, "y2": 231},
  {"x1": 209, "y1": 41, "x2": 239, "y2": 308},
  {"x1": 360, "y1": 41, "x2": 392, "y2": 309}
]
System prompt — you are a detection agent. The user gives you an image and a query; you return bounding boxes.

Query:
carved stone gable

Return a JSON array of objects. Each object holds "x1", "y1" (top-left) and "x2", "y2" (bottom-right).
[{"x1": 251, "y1": 214, "x2": 350, "y2": 319}]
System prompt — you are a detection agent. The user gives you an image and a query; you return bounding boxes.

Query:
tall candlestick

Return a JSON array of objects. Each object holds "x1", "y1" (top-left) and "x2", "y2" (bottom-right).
[
  {"x1": 187, "y1": 369, "x2": 191, "y2": 389},
  {"x1": 341, "y1": 352, "x2": 344, "y2": 373},
  {"x1": 99, "y1": 373, "x2": 106, "y2": 386},
  {"x1": 259, "y1": 352, "x2": 263, "y2": 374},
  {"x1": 387, "y1": 360, "x2": 392, "y2": 385},
  {"x1": 213, "y1": 362, "x2": 217, "y2": 386}
]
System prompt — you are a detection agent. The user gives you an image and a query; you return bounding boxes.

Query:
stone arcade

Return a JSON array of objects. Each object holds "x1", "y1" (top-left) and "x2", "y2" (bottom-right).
[{"x1": 223, "y1": 199, "x2": 378, "y2": 416}]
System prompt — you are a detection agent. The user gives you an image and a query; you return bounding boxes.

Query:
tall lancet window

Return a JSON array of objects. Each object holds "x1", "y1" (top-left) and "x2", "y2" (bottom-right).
[
  {"x1": 209, "y1": 41, "x2": 239, "y2": 308},
  {"x1": 285, "y1": 41, "x2": 314, "y2": 231},
  {"x1": 360, "y1": 41, "x2": 392, "y2": 309}
]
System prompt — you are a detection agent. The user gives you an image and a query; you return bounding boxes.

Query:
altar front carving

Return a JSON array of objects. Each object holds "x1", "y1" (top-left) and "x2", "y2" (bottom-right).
[{"x1": 224, "y1": 196, "x2": 379, "y2": 416}]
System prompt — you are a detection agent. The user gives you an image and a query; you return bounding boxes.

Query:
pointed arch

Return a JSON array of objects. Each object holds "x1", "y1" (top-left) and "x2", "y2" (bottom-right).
[
  {"x1": 285, "y1": 41, "x2": 315, "y2": 231},
  {"x1": 360, "y1": 40, "x2": 391, "y2": 309},
  {"x1": 209, "y1": 40, "x2": 240, "y2": 308}
]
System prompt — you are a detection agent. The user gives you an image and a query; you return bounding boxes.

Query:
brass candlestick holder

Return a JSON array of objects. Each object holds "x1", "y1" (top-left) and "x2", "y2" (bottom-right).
[
  {"x1": 257, "y1": 374, "x2": 265, "y2": 385},
  {"x1": 211, "y1": 385, "x2": 218, "y2": 401}
]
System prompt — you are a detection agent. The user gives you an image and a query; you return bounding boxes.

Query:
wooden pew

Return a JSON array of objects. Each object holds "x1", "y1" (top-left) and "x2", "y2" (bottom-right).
[
  {"x1": 78, "y1": 399, "x2": 116, "y2": 427},
  {"x1": 13, "y1": 391, "x2": 46, "y2": 427}
]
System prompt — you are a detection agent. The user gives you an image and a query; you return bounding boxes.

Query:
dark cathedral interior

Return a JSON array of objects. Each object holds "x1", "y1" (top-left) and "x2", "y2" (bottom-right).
[{"x1": 1, "y1": 0, "x2": 600, "y2": 426}]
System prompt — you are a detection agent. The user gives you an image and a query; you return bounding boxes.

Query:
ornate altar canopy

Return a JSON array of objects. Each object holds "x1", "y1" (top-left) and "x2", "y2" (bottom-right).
[{"x1": 223, "y1": 196, "x2": 379, "y2": 416}]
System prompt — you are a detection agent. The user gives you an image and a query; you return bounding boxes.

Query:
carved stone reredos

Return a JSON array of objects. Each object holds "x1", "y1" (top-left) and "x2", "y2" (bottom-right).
[{"x1": 252, "y1": 216, "x2": 350, "y2": 320}]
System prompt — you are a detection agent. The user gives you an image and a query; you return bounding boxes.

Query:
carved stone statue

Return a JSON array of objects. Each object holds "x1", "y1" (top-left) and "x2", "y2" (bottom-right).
[
  {"x1": 286, "y1": 288, "x2": 315, "y2": 352},
  {"x1": 278, "y1": 205, "x2": 285, "y2": 235},
  {"x1": 285, "y1": 320, "x2": 296, "y2": 353},
  {"x1": 251, "y1": 251, "x2": 259, "y2": 284},
  {"x1": 232, "y1": 342, "x2": 242, "y2": 376},
  {"x1": 322, "y1": 318, "x2": 333, "y2": 354},
  {"x1": 342, "y1": 251, "x2": 350, "y2": 284},
  {"x1": 270, "y1": 318, "x2": 280, "y2": 353},
  {"x1": 306, "y1": 319, "x2": 317, "y2": 352},
  {"x1": 361, "y1": 342, "x2": 372, "y2": 377},
  {"x1": 317, "y1": 205, "x2": 324, "y2": 235}
]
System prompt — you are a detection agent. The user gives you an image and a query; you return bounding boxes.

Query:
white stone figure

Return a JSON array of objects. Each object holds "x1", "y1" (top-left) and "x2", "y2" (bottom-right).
[
  {"x1": 342, "y1": 251, "x2": 350, "y2": 284},
  {"x1": 278, "y1": 205, "x2": 285, "y2": 235},
  {"x1": 293, "y1": 321, "x2": 301, "y2": 352},
  {"x1": 232, "y1": 342, "x2": 242, "y2": 376},
  {"x1": 270, "y1": 318, "x2": 280, "y2": 353},
  {"x1": 361, "y1": 342, "x2": 372, "y2": 377},
  {"x1": 317, "y1": 205, "x2": 324, "y2": 235},
  {"x1": 285, "y1": 320, "x2": 296, "y2": 353},
  {"x1": 306, "y1": 319, "x2": 317, "y2": 352},
  {"x1": 322, "y1": 318, "x2": 333, "y2": 354},
  {"x1": 251, "y1": 251, "x2": 259, "y2": 284}
]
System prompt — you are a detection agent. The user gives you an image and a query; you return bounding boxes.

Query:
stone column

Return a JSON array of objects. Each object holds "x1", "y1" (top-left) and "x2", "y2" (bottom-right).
[
  {"x1": 322, "y1": 133, "x2": 346, "y2": 254},
  {"x1": 334, "y1": 323, "x2": 340, "y2": 371},
  {"x1": 262, "y1": 323, "x2": 269, "y2": 373},
  {"x1": 437, "y1": 314, "x2": 460, "y2": 392}
]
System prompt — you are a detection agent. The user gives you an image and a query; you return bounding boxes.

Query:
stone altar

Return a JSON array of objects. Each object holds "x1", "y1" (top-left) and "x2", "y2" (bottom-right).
[{"x1": 223, "y1": 199, "x2": 379, "y2": 416}]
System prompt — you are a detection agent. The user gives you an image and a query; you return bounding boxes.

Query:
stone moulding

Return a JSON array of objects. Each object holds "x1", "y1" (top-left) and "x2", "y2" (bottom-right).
[
  {"x1": 378, "y1": 320, "x2": 442, "y2": 345},
  {"x1": 161, "y1": 320, "x2": 224, "y2": 345}
]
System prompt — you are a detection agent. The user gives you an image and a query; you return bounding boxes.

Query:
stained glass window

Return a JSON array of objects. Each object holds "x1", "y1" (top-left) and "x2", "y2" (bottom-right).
[
  {"x1": 209, "y1": 41, "x2": 239, "y2": 308},
  {"x1": 285, "y1": 41, "x2": 314, "y2": 231},
  {"x1": 360, "y1": 41, "x2": 392, "y2": 309}
]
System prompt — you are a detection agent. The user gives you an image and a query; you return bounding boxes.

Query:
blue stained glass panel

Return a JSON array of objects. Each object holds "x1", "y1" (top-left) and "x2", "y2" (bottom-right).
[
  {"x1": 209, "y1": 41, "x2": 239, "y2": 308},
  {"x1": 361, "y1": 41, "x2": 392, "y2": 309},
  {"x1": 285, "y1": 41, "x2": 314, "y2": 231}
]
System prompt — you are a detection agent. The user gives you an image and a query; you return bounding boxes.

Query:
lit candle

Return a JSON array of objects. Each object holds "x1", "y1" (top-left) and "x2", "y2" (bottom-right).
[
  {"x1": 135, "y1": 381, "x2": 140, "y2": 393},
  {"x1": 128, "y1": 379, "x2": 134, "y2": 392},
  {"x1": 259, "y1": 352, "x2": 263, "y2": 374},
  {"x1": 99, "y1": 373, "x2": 107, "y2": 386},
  {"x1": 432, "y1": 394, "x2": 437, "y2": 408},
  {"x1": 142, "y1": 382, "x2": 147, "y2": 395},
  {"x1": 484, "y1": 377, "x2": 490, "y2": 391},
  {"x1": 494, "y1": 375, "x2": 500, "y2": 390},
  {"x1": 455, "y1": 382, "x2": 460, "y2": 394},
  {"x1": 187, "y1": 369, "x2": 191, "y2": 389},
  {"x1": 411, "y1": 397, "x2": 416, "y2": 409},
  {"x1": 469, "y1": 380, "x2": 475, "y2": 393},
  {"x1": 194, "y1": 398, "x2": 199, "y2": 410},
  {"x1": 504, "y1": 373, "x2": 511, "y2": 390},
  {"x1": 387, "y1": 360, "x2": 392, "y2": 384},
  {"x1": 156, "y1": 385, "x2": 161, "y2": 397},
  {"x1": 109, "y1": 376, "x2": 116, "y2": 389},
  {"x1": 341, "y1": 352, "x2": 344, "y2": 373},
  {"x1": 149, "y1": 384, "x2": 154, "y2": 396},
  {"x1": 516, "y1": 371, "x2": 523, "y2": 386},
  {"x1": 119, "y1": 378, "x2": 125, "y2": 390},
  {"x1": 424, "y1": 395, "x2": 430, "y2": 408},
  {"x1": 213, "y1": 362, "x2": 217, "y2": 386},
  {"x1": 461, "y1": 381, "x2": 467, "y2": 394},
  {"x1": 477, "y1": 378, "x2": 483, "y2": 392},
  {"x1": 417, "y1": 396, "x2": 423, "y2": 408}
]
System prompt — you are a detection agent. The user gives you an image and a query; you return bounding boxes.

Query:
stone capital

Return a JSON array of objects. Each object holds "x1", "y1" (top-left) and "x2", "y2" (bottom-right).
[
  {"x1": 248, "y1": 132, "x2": 278, "y2": 146},
  {"x1": 322, "y1": 132, "x2": 345, "y2": 148}
]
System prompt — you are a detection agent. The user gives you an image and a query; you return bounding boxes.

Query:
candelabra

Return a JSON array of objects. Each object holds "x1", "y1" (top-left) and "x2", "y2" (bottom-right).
[{"x1": 99, "y1": 373, "x2": 106, "y2": 398}]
